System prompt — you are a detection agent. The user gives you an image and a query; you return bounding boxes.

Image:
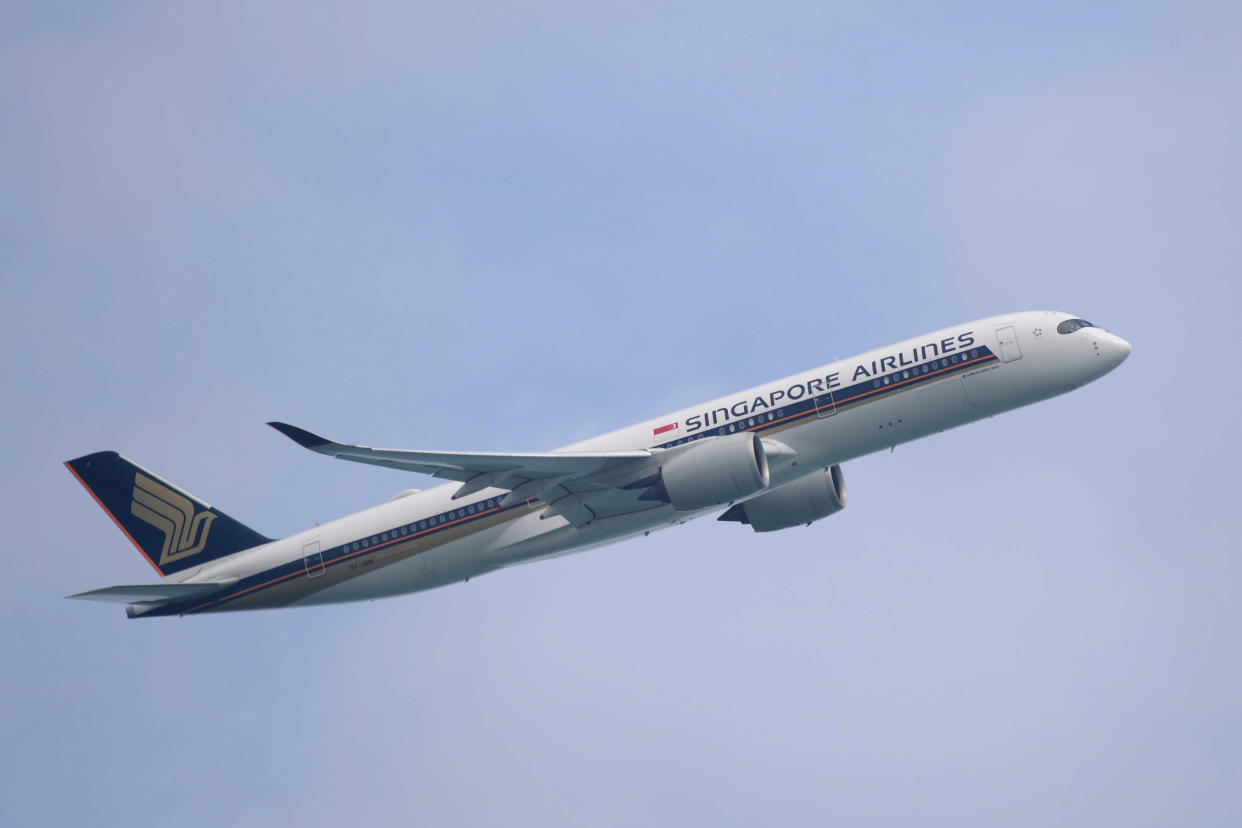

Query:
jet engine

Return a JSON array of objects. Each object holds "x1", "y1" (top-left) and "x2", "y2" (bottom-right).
[
  {"x1": 645, "y1": 432, "x2": 771, "y2": 511},
  {"x1": 717, "y1": 465, "x2": 846, "y2": 531}
]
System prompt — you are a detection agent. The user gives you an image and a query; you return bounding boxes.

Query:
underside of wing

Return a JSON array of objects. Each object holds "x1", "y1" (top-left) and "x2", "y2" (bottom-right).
[{"x1": 267, "y1": 421, "x2": 661, "y2": 527}]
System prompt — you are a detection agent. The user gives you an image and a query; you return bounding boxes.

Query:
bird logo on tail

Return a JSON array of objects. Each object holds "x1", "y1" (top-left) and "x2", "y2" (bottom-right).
[{"x1": 130, "y1": 472, "x2": 216, "y2": 566}]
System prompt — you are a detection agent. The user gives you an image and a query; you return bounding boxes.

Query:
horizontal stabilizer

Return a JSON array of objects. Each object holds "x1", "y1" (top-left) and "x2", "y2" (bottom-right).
[{"x1": 66, "y1": 581, "x2": 234, "y2": 604}]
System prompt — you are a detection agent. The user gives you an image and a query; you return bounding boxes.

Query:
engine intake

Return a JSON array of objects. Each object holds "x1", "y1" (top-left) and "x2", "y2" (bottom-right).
[
  {"x1": 718, "y1": 465, "x2": 847, "y2": 531},
  {"x1": 649, "y1": 432, "x2": 771, "y2": 511}
]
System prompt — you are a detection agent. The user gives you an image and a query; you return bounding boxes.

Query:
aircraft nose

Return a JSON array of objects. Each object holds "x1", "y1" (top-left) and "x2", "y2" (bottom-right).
[
  {"x1": 1098, "y1": 331, "x2": 1132, "y2": 371},
  {"x1": 1108, "y1": 333, "x2": 1132, "y2": 364}
]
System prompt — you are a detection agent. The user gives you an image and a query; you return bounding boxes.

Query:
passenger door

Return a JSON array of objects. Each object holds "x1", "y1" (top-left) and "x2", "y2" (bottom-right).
[
  {"x1": 995, "y1": 325, "x2": 1023, "y2": 362},
  {"x1": 303, "y1": 540, "x2": 325, "y2": 579},
  {"x1": 814, "y1": 389, "x2": 837, "y2": 418}
]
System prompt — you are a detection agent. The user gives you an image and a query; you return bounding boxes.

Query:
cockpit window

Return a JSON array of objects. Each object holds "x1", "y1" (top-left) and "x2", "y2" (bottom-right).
[{"x1": 1057, "y1": 318, "x2": 1095, "y2": 334}]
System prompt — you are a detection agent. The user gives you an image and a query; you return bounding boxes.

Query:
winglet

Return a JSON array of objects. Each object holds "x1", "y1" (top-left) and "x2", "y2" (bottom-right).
[{"x1": 267, "y1": 422, "x2": 332, "y2": 449}]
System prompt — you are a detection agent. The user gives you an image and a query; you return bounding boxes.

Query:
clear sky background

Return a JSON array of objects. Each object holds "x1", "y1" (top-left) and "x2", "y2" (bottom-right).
[{"x1": 3, "y1": 1, "x2": 1240, "y2": 825}]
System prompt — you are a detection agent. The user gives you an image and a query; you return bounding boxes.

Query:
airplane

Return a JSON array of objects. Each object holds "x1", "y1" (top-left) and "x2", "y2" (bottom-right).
[{"x1": 65, "y1": 311, "x2": 1130, "y2": 618}]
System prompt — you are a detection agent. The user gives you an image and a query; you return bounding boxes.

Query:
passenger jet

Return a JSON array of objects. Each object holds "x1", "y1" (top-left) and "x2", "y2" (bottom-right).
[{"x1": 66, "y1": 311, "x2": 1130, "y2": 617}]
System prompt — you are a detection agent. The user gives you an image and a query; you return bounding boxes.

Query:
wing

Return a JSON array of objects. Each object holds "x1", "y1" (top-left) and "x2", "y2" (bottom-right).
[{"x1": 267, "y1": 422, "x2": 660, "y2": 527}]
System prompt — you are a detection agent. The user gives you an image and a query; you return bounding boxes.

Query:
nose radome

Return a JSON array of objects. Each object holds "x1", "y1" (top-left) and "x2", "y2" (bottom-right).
[{"x1": 1102, "y1": 332, "x2": 1132, "y2": 369}]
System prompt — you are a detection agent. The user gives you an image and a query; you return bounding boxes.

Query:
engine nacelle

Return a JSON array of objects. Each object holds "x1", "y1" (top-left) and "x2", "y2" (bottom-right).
[
  {"x1": 718, "y1": 465, "x2": 847, "y2": 532},
  {"x1": 656, "y1": 433, "x2": 771, "y2": 511}
]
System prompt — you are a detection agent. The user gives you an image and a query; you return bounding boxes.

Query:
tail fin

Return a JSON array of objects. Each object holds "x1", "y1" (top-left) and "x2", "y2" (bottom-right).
[{"x1": 65, "y1": 451, "x2": 272, "y2": 576}]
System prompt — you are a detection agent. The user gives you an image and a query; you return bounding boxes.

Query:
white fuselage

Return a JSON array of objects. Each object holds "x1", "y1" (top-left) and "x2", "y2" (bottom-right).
[{"x1": 178, "y1": 310, "x2": 1131, "y2": 611}]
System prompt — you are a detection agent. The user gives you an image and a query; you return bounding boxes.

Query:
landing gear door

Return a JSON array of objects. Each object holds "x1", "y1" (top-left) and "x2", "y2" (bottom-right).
[{"x1": 995, "y1": 325, "x2": 1023, "y2": 363}]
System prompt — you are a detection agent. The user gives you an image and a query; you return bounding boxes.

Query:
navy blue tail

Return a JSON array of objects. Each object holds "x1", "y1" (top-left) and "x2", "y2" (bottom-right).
[{"x1": 66, "y1": 451, "x2": 272, "y2": 576}]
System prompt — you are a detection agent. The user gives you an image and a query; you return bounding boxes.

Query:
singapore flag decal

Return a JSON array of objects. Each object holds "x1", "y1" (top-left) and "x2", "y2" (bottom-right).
[{"x1": 653, "y1": 422, "x2": 678, "y2": 436}]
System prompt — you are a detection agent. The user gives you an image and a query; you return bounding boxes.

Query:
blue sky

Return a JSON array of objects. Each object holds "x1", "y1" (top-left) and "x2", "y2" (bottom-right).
[{"x1": 3, "y1": 2, "x2": 1240, "y2": 825}]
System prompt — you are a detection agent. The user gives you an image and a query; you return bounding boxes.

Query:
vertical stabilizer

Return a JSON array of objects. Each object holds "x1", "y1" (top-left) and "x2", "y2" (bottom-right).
[{"x1": 65, "y1": 451, "x2": 272, "y2": 576}]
